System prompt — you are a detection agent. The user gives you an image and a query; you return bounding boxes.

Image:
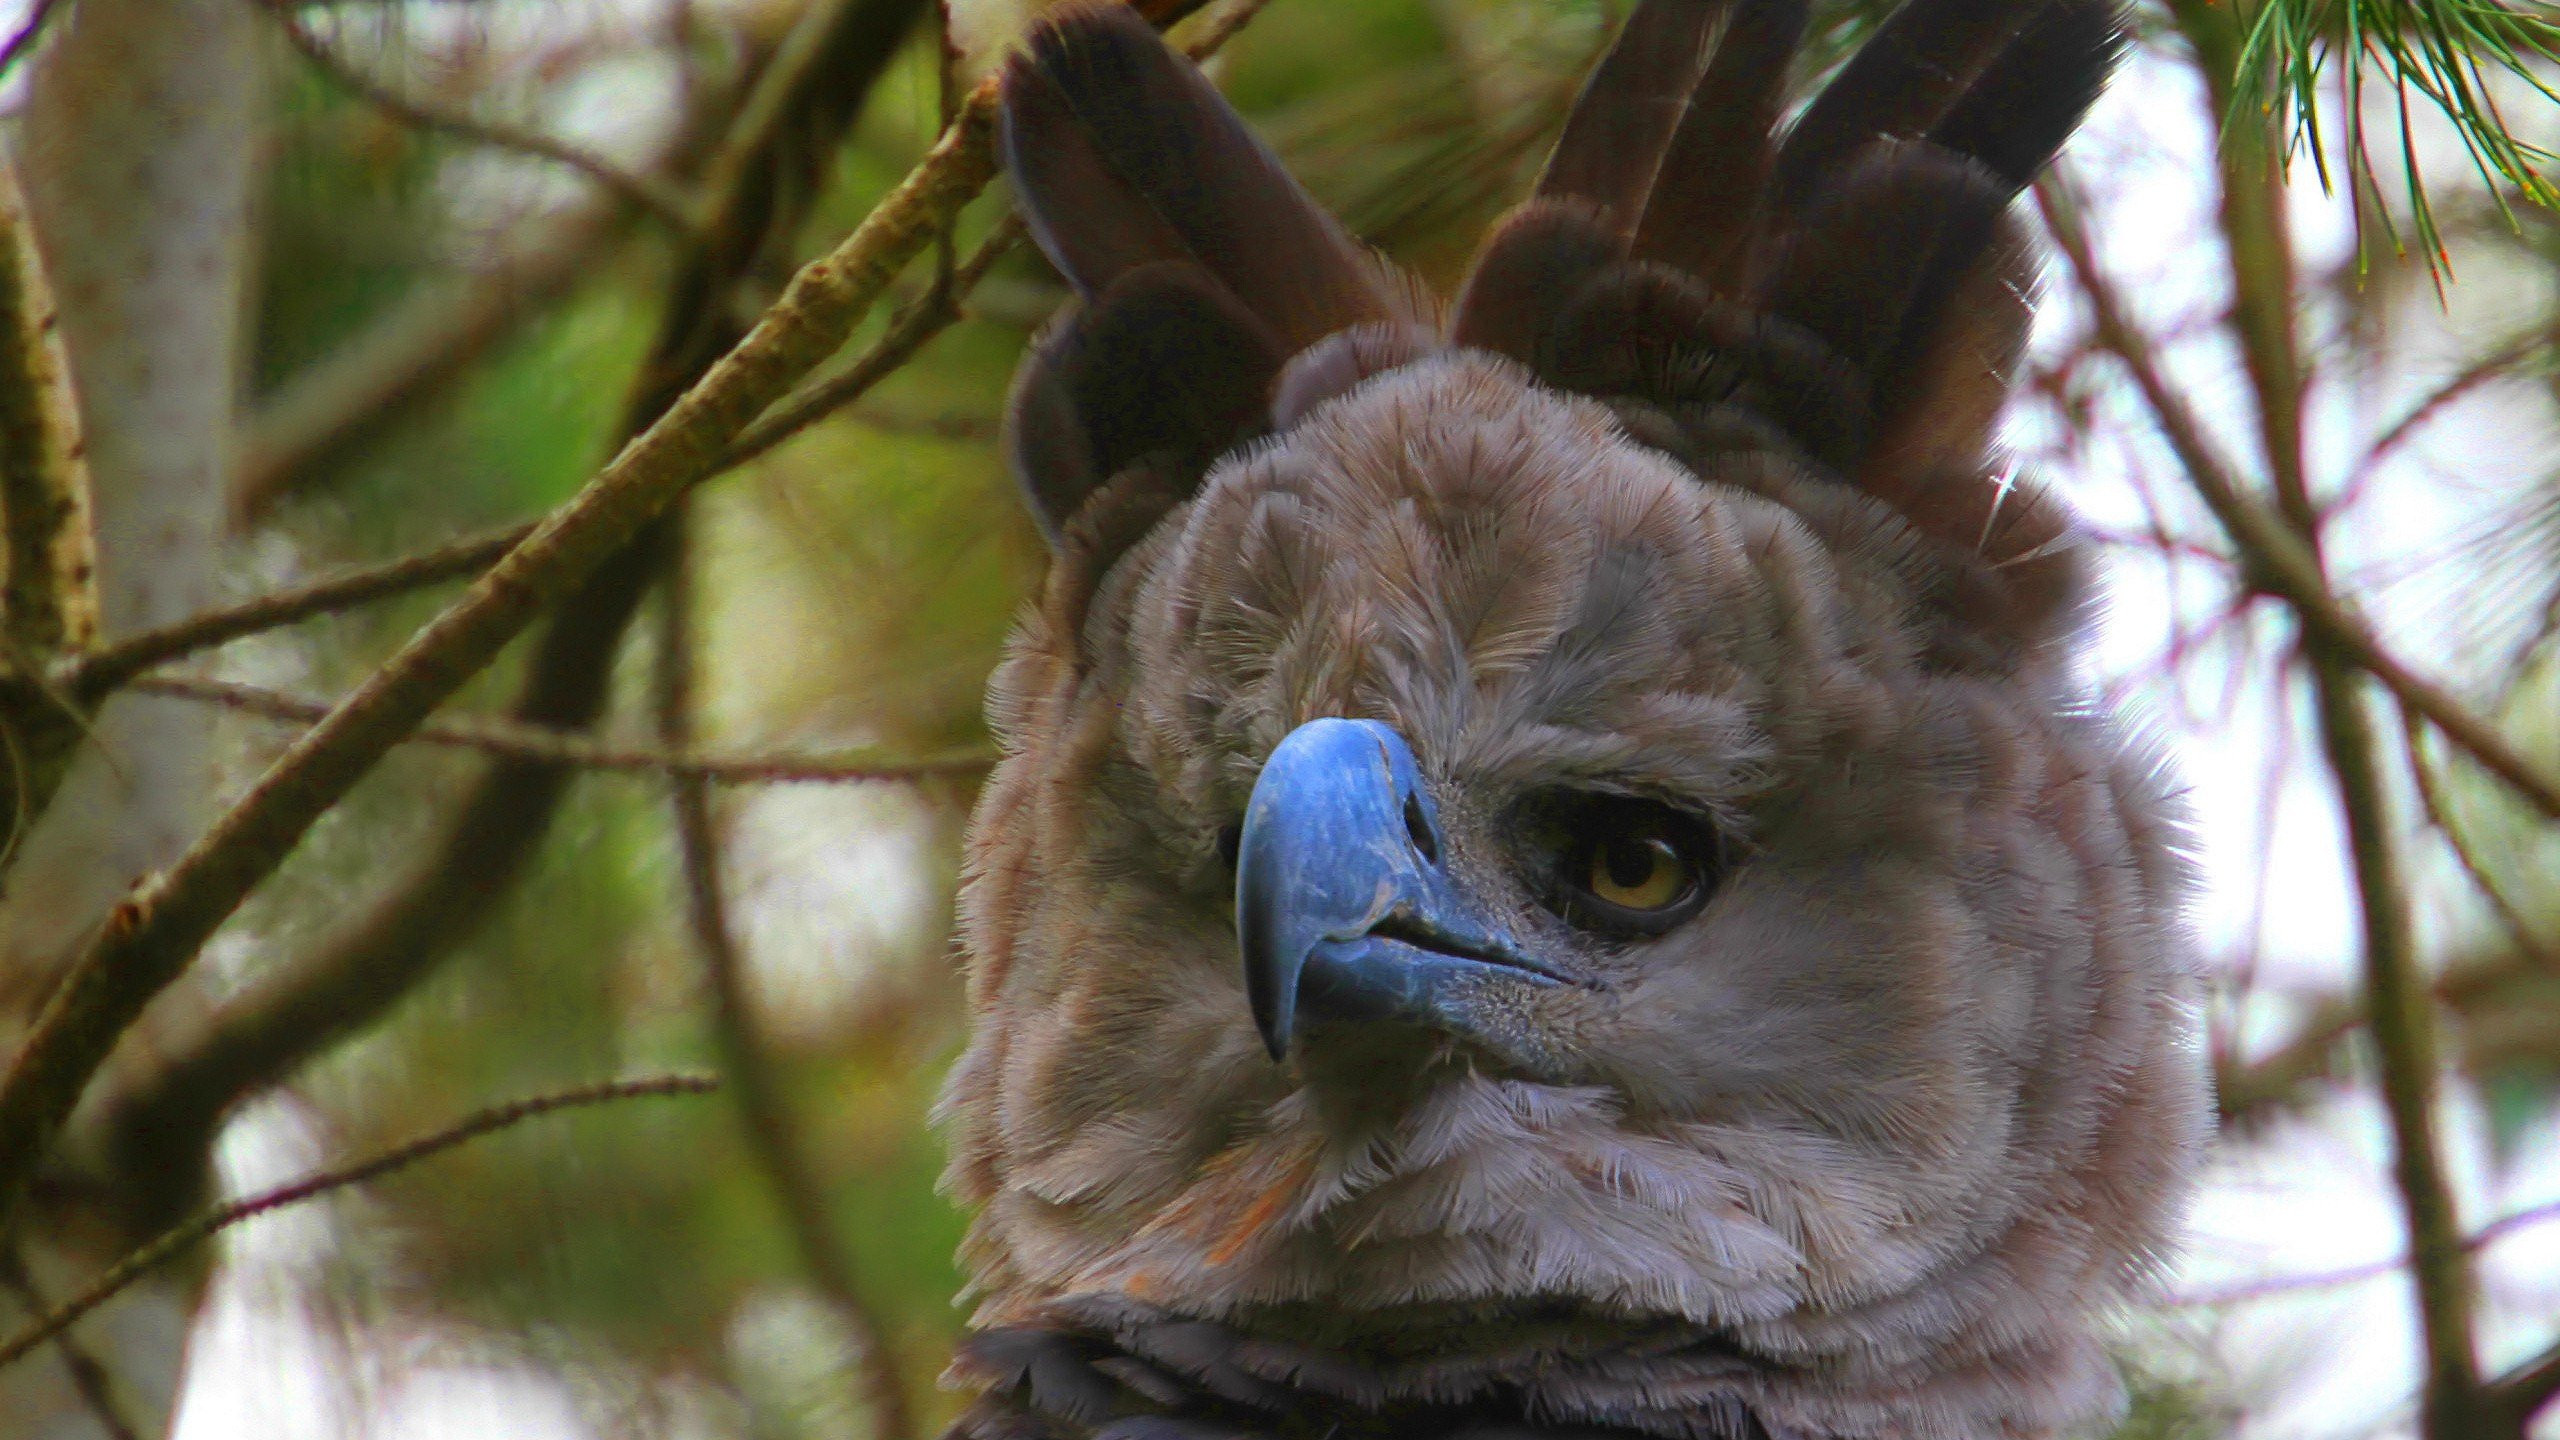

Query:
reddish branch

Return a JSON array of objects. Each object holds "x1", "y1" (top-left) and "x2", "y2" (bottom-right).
[
  {"x1": 2046, "y1": 27, "x2": 2498, "y2": 1423},
  {"x1": 2036, "y1": 181, "x2": 2560, "y2": 824}
]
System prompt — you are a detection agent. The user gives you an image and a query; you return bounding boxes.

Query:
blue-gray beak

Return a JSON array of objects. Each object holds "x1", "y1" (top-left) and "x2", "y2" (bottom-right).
[{"x1": 1235, "y1": 718, "x2": 1560, "y2": 1062}]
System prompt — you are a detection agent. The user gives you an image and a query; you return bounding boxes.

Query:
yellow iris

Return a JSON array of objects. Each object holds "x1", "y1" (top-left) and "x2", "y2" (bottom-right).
[{"x1": 1586, "y1": 833, "x2": 1690, "y2": 911}]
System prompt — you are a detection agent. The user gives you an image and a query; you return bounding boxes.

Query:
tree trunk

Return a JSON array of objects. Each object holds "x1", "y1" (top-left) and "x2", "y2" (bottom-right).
[{"x1": 0, "y1": 1, "x2": 266, "y2": 1435}]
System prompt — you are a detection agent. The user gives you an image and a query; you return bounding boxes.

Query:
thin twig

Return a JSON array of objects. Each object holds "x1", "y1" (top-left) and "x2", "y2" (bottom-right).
[
  {"x1": 2038, "y1": 174, "x2": 2560, "y2": 822},
  {"x1": 2402, "y1": 705, "x2": 2558, "y2": 974},
  {"x1": 2053, "y1": 68, "x2": 2488, "y2": 1430},
  {"x1": 0, "y1": 1074, "x2": 718, "y2": 1373},
  {"x1": 84, "y1": 0, "x2": 946, "y2": 1204},
  {"x1": 259, "y1": 0, "x2": 702, "y2": 239},
  {"x1": 2345, "y1": 331, "x2": 2547, "y2": 503},
  {"x1": 2170, "y1": 1196, "x2": 2560, "y2": 1309},
  {"x1": 719, "y1": 213, "x2": 1023, "y2": 470},
  {"x1": 0, "y1": 11, "x2": 1006, "y2": 1223},
  {"x1": 0, "y1": 1248, "x2": 139, "y2": 1440},
  {"x1": 133, "y1": 674, "x2": 993, "y2": 785},
  {"x1": 59, "y1": 524, "x2": 533, "y2": 701},
  {"x1": 655, "y1": 518, "x2": 914, "y2": 1440}
]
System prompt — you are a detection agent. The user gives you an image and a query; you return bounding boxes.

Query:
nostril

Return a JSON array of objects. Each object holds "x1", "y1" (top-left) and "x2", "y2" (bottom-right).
[{"x1": 1402, "y1": 791, "x2": 1439, "y2": 865}]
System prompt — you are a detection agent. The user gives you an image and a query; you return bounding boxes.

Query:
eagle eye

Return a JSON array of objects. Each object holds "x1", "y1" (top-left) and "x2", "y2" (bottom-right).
[{"x1": 1524, "y1": 793, "x2": 1722, "y2": 936}]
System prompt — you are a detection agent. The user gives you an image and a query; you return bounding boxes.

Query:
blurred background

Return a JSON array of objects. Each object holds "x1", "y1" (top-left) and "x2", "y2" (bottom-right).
[{"x1": 0, "y1": 0, "x2": 2554, "y2": 1436}]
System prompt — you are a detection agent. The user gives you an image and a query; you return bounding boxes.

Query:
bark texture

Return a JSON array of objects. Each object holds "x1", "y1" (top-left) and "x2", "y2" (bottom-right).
[{"x1": 0, "y1": 1, "x2": 266, "y2": 1435}]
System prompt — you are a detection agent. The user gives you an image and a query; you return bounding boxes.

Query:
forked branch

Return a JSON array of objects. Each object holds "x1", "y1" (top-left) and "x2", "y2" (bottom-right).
[
  {"x1": 0, "y1": 0, "x2": 1247, "y2": 1228},
  {"x1": 2037, "y1": 176, "x2": 2560, "y2": 822}
]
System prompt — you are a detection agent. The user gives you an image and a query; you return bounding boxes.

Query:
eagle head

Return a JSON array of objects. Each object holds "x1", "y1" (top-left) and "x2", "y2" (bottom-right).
[{"x1": 937, "y1": 4, "x2": 2204, "y2": 1437}]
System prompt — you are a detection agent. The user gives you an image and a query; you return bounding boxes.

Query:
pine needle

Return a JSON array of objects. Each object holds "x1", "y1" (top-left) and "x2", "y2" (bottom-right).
[{"x1": 2235, "y1": 0, "x2": 2560, "y2": 282}]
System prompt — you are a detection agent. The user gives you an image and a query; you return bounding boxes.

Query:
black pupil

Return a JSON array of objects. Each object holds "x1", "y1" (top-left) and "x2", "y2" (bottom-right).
[{"x1": 1603, "y1": 836, "x2": 1661, "y2": 889}]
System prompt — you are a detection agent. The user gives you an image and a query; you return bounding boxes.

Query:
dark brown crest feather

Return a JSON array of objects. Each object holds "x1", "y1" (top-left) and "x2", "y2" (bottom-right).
[
  {"x1": 1549, "y1": 262, "x2": 1872, "y2": 470},
  {"x1": 1001, "y1": 57, "x2": 1195, "y2": 288},
  {"x1": 1005, "y1": 319, "x2": 1099, "y2": 542},
  {"x1": 1533, "y1": 0, "x2": 1730, "y2": 229},
  {"x1": 1005, "y1": 263, "x2": 1280, "y2": 543},
  {"x1": 1448, "y1": 200, "x2": 1627, "y2": 365},
  {"x1": 1626, "y1": 0, "x2": 1809, "y2": 288},
  {"x1": 1002, "y1": 3, "x2": 1396, "y2": 351},
  {"x1": 1061, "y1": 264, "x2": 1280, "y2": 481},
  {"x1": 1924, "y1": 0, "x2": 2125, "y2": 188},
  {"x1": 1755, "y1": 142, "x2": 2011, "y2": 388},
  {"x1": 1769, "y1": 0, "x2": 2045, "y2": 214}
]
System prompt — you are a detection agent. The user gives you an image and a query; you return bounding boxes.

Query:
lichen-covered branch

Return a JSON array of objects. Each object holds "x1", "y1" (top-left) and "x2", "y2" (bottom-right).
[
  {"x1": 0, "y1": 152, "x2": 95, "y2": 840},
  {"x1": 0, "y1": 31, "x2": 1010, "y2": 1222},
  {"x1": 90, "y1": 0, "x2": 945, "y2": 1203}
]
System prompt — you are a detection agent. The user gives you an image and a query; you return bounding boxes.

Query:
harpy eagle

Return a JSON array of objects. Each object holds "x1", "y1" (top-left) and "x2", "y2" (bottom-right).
[{"x1": 936, "y1": 1, "x2": 2205, "y2": 1435}]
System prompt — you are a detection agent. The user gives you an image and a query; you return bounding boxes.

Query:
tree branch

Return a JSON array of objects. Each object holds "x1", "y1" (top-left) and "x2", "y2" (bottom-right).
[
  {"x1": 655, "y1": 516, "x2": 914, "y2": 1440},
  {"x1": 133, "y1": 673, "x2": 992, "y2": 784},
  {"x1": 0, "y1": 150, "x2": 97, "y2": 838},
  {"x1": 85, "y1": 0, "x2": 946, "y2": 1204},
  {"x1": 2047, "y1": 51, "x2": 2490, "y2": 1428},
  {"x1": 0, "y1": 1073, "x2": 718, "y2": 1373},
  {"x1": 259, "y1": 0, "x2": 702, "y2": 239},
  {"x1": 2305, "y1": 650, "x2": 2485, "y2": 1432},
  {"x1": 0, "y1": 2, "x2": 1009, "y2": 1223},
  {"x1": 59, "y1": 523, "x2": 531, "y2": 700},
  {"x1": 85, "y1": 0, "x2": 1263, "y2": 1201},
  {"x1": 2037, "y1": 175, "x2": 2560, "y2": 822}
]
